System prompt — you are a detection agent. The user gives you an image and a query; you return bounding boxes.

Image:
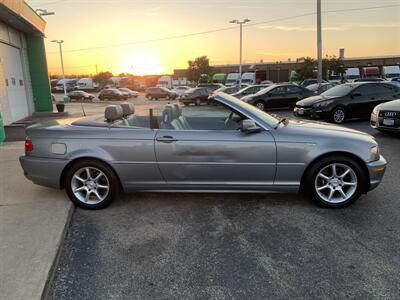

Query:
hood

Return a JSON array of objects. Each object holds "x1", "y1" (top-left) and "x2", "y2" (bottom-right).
[
  {"x1": 275, "y1": 118, "x2": 374, "y2": 145},
  {"x1": 297, "y1": 95, "x2": 337, "y2": 106},
  {"x1": 378, "y1": 99, "x2": 400, "y2": 111}
]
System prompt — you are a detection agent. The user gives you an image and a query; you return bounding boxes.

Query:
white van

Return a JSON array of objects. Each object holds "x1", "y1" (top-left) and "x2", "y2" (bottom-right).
[
  {"x1": 225, "y1": 73, "x2": 241, "y2": 86},
  {"x1": 77, "y1": 78, "x2": 99, "y2": 91},
  {"x1": 345, "y1": 68, "x2": 360, "y2": 82},
  {"x1": 157, "y1": 76, "x2": 173, "y2": 89},
  {"x1": 241, "y1": 72, "x2": 255, "y2": 85},
  {"x1": 383, "y1": 66, "x2": 400, "y2": 79}
]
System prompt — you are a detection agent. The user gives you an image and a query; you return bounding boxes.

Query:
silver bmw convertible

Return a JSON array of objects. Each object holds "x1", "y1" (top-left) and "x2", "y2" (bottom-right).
[{"x1": 20, "y1": 93, "x2": 386, "y2": 209}]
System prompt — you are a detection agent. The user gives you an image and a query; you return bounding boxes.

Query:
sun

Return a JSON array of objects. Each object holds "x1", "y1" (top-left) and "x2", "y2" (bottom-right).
[{"x1": 123, "y1": 53, "x2": 164, "y2": 76}]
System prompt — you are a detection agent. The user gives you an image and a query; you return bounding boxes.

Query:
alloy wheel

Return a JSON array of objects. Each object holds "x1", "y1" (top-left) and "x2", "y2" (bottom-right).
[
  {"x1": 255, "y1": 101, "x2": 265, "y2": 111},
  {"x1": 333, "y1": 108, "x2": 345, "y2": 123},
  {"x1": 71, "y1": 167, "x2": 110, "y2": 205},
  {"x1": 314, "y1": 163, "x2": 357, "y2": 204}
]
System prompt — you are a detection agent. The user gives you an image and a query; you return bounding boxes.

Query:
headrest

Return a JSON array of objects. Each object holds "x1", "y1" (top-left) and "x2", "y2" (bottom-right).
[
  {"x1": 105, "y1": 105, "x2": 123, "y2": 122},
  {"x1": 120, "y1": 102, "x2": 135, "y2": 116},
  {"x1": 162, "y1": 105, "x2": 174, "y2": 124},
  {"x1": 173, "y1": 103, "x2": 182, "y2": 116}
]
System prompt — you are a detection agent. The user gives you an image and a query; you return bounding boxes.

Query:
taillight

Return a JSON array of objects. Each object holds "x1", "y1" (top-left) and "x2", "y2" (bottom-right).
[{"x1": 25, "y1": 138, "x2": 33, "y2": 152}]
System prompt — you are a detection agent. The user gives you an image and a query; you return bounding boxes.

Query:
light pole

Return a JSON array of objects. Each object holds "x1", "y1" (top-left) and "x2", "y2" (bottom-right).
[
  {"x1": 51, "y1": 40, "x2": 67, "y2": 98},
  {"x1": 317, "y1": 0, "x2": 323, "y2": 84},
  {"x1": 229, "y1": 19, "x2": 250, "y2": 87}
]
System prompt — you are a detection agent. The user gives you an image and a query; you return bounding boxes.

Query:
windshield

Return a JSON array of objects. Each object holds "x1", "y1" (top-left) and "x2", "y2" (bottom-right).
[
  {"x1": 320, "y1": 84, "x2": 354, "y2": 97},
  {"x1": 216, "y1": 93, "x2": 279, "y2": 128},
  {"x1": 254, "y1": 85, "x2": 276, "y2": 96}
]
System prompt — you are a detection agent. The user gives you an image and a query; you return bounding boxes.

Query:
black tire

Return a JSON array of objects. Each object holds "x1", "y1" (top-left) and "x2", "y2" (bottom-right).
[
  {"x1": 331, "y1": 106, "x2": 346, "y2": 124},
  {"x1": 65, "y1": 159, "x2": 119, "y2": 210},
  {"x1": 195, "y1": 98, "x2": 201, "y2": 106},
  {"x1": 255, "y1": 101, "x2": 266, "y2": 111},
  {"x1": 303, "y1": 155, "x2": 366, "y2": 208}
]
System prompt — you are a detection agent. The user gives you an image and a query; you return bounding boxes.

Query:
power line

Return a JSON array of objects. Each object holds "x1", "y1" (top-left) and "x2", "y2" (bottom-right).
[{"x1": 46, "y1": 4, "x2": 400, "y2": 55}]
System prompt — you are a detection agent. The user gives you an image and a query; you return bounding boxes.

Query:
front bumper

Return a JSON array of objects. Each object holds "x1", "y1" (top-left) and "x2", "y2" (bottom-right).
[
  {"x1": 367, "y1": 155, "x2": 387, "y2": 191},
  {"x1": 370, "y1": 112, "x2": 400, "y2": 132},
  {"x1": 19, "y1": 156, "x2": 69, "y2": 189},
  {"x1": 293, "y1": 106, "x2": 329, "y2": 120}
]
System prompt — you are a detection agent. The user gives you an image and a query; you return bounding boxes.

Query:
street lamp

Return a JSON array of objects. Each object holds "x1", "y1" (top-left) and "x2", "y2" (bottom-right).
[
  {"x1": 229, "y1": 19, "x2": 250, "y2": 87},
  {"x1": 51, "y1": 40, "x2": 67, "y2": 98},
  {"x1": 317, "y1": 0, "x2": 323, "y2": 84}
]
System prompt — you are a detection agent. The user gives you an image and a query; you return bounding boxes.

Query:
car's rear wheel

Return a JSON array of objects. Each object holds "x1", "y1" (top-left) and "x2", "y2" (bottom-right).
[
  {"x1": 331, "y1": 107, "x2": 346, "y2": 124},
  {"x1": 255, "y1": 101, "x2": 266, "y2": 111},
  {"x1": 65, "y1": 160, "x2": 119, "y2": 209},
  {"x1": 304, "y1": 155, "x2": 365, "y2": 208},
  {"x1": 195, "y1": 98, "x2": 201, "y2": 106}
]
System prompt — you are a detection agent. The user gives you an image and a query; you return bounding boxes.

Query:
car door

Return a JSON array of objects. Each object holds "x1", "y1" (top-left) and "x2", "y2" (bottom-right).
[
  {"x1": 154, "y1": 105, "x2": 276, "y2": 188},
  {"x1": 348, "y1": 84, "x2": 378, "y2": 118},
  {"x1": 267, "y1": 86, "x2": 288, "y2": 109}
]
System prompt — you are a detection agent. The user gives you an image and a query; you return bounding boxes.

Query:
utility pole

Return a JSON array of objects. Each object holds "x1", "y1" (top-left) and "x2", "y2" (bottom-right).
[
  {"x1": 51, "y1": 40, "x2": 67, "y2": 97},
  {"x1": 95, "y1": 64, "x2": 98, "y2": 74},
  {"x1": 229, "y1": 19, "x2": 251, "y2": 87},
  {"x1": 317, "y1": 0, "x2": 323, "y2": 84}
]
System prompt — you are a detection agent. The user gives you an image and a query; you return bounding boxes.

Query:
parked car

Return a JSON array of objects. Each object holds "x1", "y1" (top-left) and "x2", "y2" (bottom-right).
[
  {"x1": 67, "y1": 91, "x2": 95, "y2": 101},
  {"x1": 260, "y1": 80, "x2": 274, "y2": 85},
  {"x1": 197, "y1": 83, "x2": 224, "y2": 93},
  {"x1": 225, "y1": 73, "x2": 241, "y2": 86},
  {"x1": 118, "y1": 88, "x2": 139, "y2": 98},
  {"x1": 383, "y1": 65, "x2": 400, "y2": 80},
  {"x1": 214, "y1": 84, "x2": 248, "y2": 95},
  {"x1": 354, "y1": 77, "x2": 385, "y2": 82},
  {"x1": 345, "y1": 68, "x2": 361, "y2": 82},
  {"x1": 179, "y1": 87, "x2": 210, "y2": 106},
  {"x1": 231, "y1": 84, "x2": 271, "y2": 99},
  {"x1": 300, "y1": 79, "x2": 327, "y2": 87},
  {"x1": 294, "y1": 82, "x2": 400, "y2": 124},
  {"x1": 145, "y1": 87, "x2": 177, "y2": 100},
  {"x1": 371, "y1": 99, "x2": 400, "y2": 133},
  {"x1": 98, "y1": 88, "x2": 128, "y2": 101},
  {"x1": 306, "y1": 82, "x2": 338, "y2": 95},
  {"x1": 242, "y1": 83, "x2": 314, "y2": 111},
  {"x1": 173, "y1": 86, "x2": 191, "y2": 95},
  {"x1": 20, "y1": 93, "x2": 386, "y2": 209}
]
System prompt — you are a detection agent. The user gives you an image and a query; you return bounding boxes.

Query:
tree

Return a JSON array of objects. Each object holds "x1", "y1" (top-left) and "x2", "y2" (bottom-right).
[
  {"x1": 323, "y1": 55, "x2": 345, "y2": 79},
  {"x1": 93, "y1": 71, "x2": 113, "y2": 86},
  {"x1": 297, "y1": 57, "x2": 317, "y2": 81},
  {"x1": 187, "y1": 56, "x2": 211, "y2": 83}
]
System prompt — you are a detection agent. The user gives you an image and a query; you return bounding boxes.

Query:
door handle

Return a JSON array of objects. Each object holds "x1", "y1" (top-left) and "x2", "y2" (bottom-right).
[{"x1": 156, "y1": 136, "x2": 178, "y2": 143}]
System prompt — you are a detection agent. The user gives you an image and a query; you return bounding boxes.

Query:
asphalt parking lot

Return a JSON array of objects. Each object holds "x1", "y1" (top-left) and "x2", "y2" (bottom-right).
[{"x1": 49, "y1": 96, "x2": 400, "y2": 299}]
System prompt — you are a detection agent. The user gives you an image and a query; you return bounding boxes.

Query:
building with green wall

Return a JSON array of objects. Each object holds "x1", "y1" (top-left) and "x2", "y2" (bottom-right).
[{"x1": 0, "y1": 0, "x2": 52, "y2": 125}]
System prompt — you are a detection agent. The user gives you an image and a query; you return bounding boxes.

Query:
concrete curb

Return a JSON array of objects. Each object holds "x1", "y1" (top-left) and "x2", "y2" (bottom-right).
[{"x1": 41, "y1": 203, "x2": 74, "y2": 300}]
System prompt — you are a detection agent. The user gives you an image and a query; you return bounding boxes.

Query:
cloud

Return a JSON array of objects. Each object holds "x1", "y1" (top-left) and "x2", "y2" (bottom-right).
[
  {"x1": 257, "y1": 25, "x2": 343, "y2": 32},
  {"x1": 256, "y1": 23, "x2": 400, "y2": 32},
  {"x1": 255, "y1": 51, "x2": 299, "y2": 56}
]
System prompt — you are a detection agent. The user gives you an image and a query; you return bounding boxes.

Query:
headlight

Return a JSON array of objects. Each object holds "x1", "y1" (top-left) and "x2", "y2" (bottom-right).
[
  {"x1": 370, "y1": 146, "x2": 380, "y2": 161},
  {"x1": 312, "y1": 100, "x2": 333, "y2": 108},
  {"x1": 372, "y1": 105, "x2": 380, "y2": 115}
]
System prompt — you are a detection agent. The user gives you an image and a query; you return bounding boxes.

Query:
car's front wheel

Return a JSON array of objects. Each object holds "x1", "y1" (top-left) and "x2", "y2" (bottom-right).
[
  {"x1": 331, "y1": 107, "x2": 346, "y2": 124},
  {"x1": 304, "y1": 155, "x2": 366, "y2": 208},
  {"x1": 65, "y1": 159, "x2": 119, "y2": 209}
]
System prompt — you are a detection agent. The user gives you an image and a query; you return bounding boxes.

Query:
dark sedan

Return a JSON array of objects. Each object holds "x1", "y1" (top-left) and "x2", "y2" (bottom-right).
[
  {"x1": 371, "y1": 99, "x2": 400, "y2": 133},
  {"x1": 179, "y1": 87, "x2": 210, "y2": 106},
  {"x1": 242, "y1": 83, "x2": 314, "y2": 111},
  {"x1": 306, "y1": 82, "x2": 338, "y2": 95},
  {"x1": 294, "y1": 82, "x2": 400, "y2": 124},
  {"x1": 98, "y1": 88, "x2": 128, "y2": 101},
  {"x1": 67, "y1": 91, "x2": 95, "y2": 101},
  {"x1": 145, "y1": 87, "x2": 177, "y2": 100},
  {"x1": 231, "y1": 84, "x2": 271, "y2": 99}
]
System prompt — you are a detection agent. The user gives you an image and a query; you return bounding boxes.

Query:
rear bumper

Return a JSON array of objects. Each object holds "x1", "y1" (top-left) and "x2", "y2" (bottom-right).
[
  {"x1": 19, "y1": 156, "x2": 69, "y2": 189},
  {"x1": 367, "y1": 155, "x2": 387, "y2": 191}
]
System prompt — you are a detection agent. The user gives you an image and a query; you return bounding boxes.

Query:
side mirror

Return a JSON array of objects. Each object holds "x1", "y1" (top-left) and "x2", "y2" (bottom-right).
[
  {"x1": 351, "y1": 93, "x2": 362, "y2": 98},
  {"x1": 240, "y1": 119, "x2": 262, "y2": 133}
]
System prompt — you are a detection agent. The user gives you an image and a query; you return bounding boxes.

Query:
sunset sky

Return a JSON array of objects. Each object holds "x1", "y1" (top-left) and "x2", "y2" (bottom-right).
[{"x1": 28, "y1": 0, "x2": 400, "y2": 76}]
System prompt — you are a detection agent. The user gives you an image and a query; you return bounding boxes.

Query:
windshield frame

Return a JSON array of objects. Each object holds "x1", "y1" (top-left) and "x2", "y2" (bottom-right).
[{"x1": 213, "y1": 92, "x2": 280, "y2": 129}]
